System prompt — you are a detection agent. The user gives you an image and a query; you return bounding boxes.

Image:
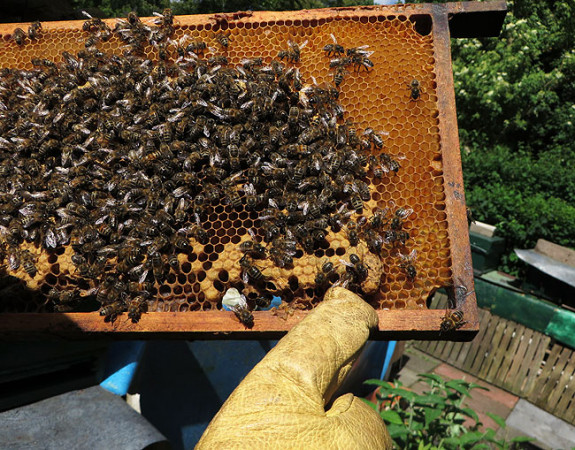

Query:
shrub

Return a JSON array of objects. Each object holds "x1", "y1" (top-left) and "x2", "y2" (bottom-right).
[{"x1": 363, "y1": 374, "x2": 533, "y2": 449}]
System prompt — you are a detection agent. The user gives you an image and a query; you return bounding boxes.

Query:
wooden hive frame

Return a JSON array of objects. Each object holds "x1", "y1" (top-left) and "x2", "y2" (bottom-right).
[{"x1": 0, "y1": 1, "x2": 506, "y2": 339}]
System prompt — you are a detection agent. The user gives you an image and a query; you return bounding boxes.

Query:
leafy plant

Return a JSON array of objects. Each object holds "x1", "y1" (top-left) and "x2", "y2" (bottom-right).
[{"x1": 363, "y1": 374, "x2": 533, "y2": 449}]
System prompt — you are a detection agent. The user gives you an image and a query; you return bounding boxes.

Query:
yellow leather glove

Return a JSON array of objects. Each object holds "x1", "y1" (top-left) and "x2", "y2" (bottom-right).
[{"x1": 197, "y1": 287, "x2": 392, "y2": 449}]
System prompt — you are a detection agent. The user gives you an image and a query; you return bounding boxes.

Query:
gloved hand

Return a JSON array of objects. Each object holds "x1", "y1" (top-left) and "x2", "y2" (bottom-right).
[{"x1": 197, "y1": 287, "x2": 392, "y2": 449}]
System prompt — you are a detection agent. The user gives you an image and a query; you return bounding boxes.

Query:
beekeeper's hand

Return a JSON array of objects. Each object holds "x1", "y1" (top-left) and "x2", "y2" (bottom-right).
[{"x1": 196, "y1": 287, "x2": 392, "y2": 449}]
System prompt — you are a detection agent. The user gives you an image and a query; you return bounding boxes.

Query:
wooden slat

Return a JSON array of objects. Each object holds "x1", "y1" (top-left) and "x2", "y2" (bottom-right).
[
  {"x1": 535, "y1": 346, "x2": 571, "y2": 412},
  {"x1": 439, "y1": 339, "x2": 456, "y2": 361},
  {"x1": 502, "y1": 327, "x2": 535, "y2": 392},
  {"x1": 485, "y1": 319, "x2": 517, "y2": 383},
  {"x1": 415, "y1": 340, "x2": 432, "y2": 353},
  {"x1": 562, "y1": 390, "x2": 575, "y2": 423},
  {"x1": 451, "y1": 308, "x2": 490, "y2": 368},
  {"x1": 529, "y1": 343, "x2": 562, "y2": 404},
  {"x1": 476, "y1": 317, "x2": 506, "y2": 378},
  {"x1": 495, "y1": 321, "x2": 524, "y2": 383},
  {"x1": 423, "y1": 336, "x2": 443, "y2": 356},
  {"x1": 446, "y1": 340, "x2": 466, "y2": 366},
  {"x1": 547, "y1": 349, "x2": 575, "y2": 415},
  {"x1": 462, "y1": 310, "x2": 495, "y2": 372},
  {"x1": 520, "y1": 333, "x2": 551, "y2": 396},
  {"x1": 554, "y1": 356, "x2": 575, "y2": 421}
]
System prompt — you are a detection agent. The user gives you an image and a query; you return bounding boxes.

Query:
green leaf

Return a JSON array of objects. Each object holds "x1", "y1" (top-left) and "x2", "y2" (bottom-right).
[
  {"x1": 486, "y1": 412, "x2": 507, "y2": 429},
  {"x1": 459, "y1": 407, "x2": 479, "y2": 422},
  {"x1": 445, "y1": 380, "x2": 471, "y2": 397},
  {"x1": 415, "y1": 394, "x2": 446, "y2": 406},
  {"x1": 364, "y1": 379, "x2": 391, "y2": 388},
  {"x1": 418, "y1": 373, "x2": 444, "y2": 385},
  {"x1": 459, "y1": 431, "x2": 484, "y2": 445},
  {"x1": 386, "y1": 423, "x2": 408, "y2": 440},
  {"x1": 510, "y1": 436, "x2": 535, "y2": 443},
  {"x1": 380, "y1": 409, "x2": 404, "y2": 425},
  {"x1": 360, "y1": 398, "x2": 378, "y2": 411},
  {"x1": 423, "y1": 407, "x2": 443, "y2": 427}
]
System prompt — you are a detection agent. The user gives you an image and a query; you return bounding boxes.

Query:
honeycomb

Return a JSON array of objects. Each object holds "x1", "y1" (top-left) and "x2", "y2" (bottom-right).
[{"x1": 0, "y1": 9, "x2": 452, "y2": 321}]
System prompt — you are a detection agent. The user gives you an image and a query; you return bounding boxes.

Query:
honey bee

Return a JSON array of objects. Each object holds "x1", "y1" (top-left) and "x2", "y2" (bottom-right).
[
  {"x1": 224, "y1": 186, "x2": 242, "y2": 210},
  {"x1": 384, "y1": 229, "x2": 410, "y2": 245},
  {"x1": 268, "y1": 234, "x2": 297, "y2": 268},
  {"x1": 363, "y1": 127, "x2": 387, "y2": 149},
  {"x1": 350, "y1": 52, "x2": 374, "y2": 72},
  {"x1": 148, "y1": 251, "x2": 166, "y2": 281},
  {"x1": 399, "y1": 249, "x2": 417, "y2": 281},
  {"x1": 28, "y1": 21, "x2": 42, "y2": 40},
  {"x1": 127, "y1": 295, "x2": 149, "y2": 323},
  {"x1": 350, "y1": 193, "x2": 364, "y2": 212},
  {"x1": 214, "y1": 31, "x2": 232, "y2": 48},
  {"x1": 439, "y1": 310, "x2": 467, "y2": 334},
  {"x1": 21, "y1": 249, "x2": 37, "y2": 277},
  {"x1": 239, "y1": 229, "x2": 267, "y2": 259},
  {"x1": 223, "y1": 289, "x2": 254, "y2": 328},
  {"x1": 380, "y1": 153, "x2": 405, "y2": 173},
  {"x1": 278, "y1": 40, "x2": 307, "y2": 63},
  {"x1": 153, "y1": 8, "x2": 174, "y2": 29},
  {"x1": 340, "y1": 253, "x2": 369, "y2": 285},
  {"x1": 12, "y1": 28, "x2": 26, "y2": 45},
  {"x1": 100, "y1": 301, "x2": 125, "y2": 323},
  {"x1": 323, "y1": 34, "x2": 345, "y2": 57},
  {"x1": 391, "y1": 207, "x2": 413, "y2": 230},
  {"x1": 239, "y1": 254, "x2": 265, "y2": 284},
  {"x1": 329, "y1": 53, "x2": 352, "y2": 68},
  {"x1": 315, "y1": 259, "x2": 336, "y2": 287},
  {"x1": 181, "y1": 220, "x2": 209, "y2": 245},
  {"x1": 368, "y1": 207, "x2": 390, "y2": 230},
  {"x1": 346, "y1": 221, "x2": 360, "y2": 246},
  {"x1": 409, "y1": 79, "x2": 421, "y2": 100},
  {"x1": 364, "y1": 228, "x2": 384, "y2": 254},
  {"x1": 59, "y1": 288, "x2": 80, "y2": 305},
  {"x1": 333, "y1": 66, "x2": 348, "y2": 87}
]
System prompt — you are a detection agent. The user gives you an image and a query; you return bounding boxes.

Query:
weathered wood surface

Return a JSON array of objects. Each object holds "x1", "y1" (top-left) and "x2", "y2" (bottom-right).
[{"x1": 414, "y1": 307, "x2": 575, "y2": 425}]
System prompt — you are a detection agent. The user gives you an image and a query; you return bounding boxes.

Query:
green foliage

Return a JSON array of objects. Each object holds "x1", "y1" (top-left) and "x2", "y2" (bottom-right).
[
  {"x1": 450, "y1": 0, "x2": 575, "y2": 272},
  {"x1": 364, "y1": 375, "x2": 532, "y2": 449}
]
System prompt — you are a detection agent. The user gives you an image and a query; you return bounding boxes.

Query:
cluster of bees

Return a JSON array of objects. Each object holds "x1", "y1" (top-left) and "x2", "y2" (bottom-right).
[{"x1": 0, "y1": 9, "x2": 426, "y2": 326}]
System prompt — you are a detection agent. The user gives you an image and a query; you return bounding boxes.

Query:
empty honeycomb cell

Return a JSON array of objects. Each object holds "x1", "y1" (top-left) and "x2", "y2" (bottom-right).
[
  {"x1": 159, "y1": 285, "x2": 171, "y2": 297},
  {"x1": 45, "y1": 274, "x2": 57, "y2": 286},
  {"x1": 184, "y1": 285, "x2": 193, "y2": 294}
]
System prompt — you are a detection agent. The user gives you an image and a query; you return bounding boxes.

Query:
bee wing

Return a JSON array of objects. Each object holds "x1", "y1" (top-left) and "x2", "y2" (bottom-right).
[
  {"x1": 398, "y1": 207, "x2": 414, "y2": 219},
  {"x1": 330, "y1": 33, "x2": 338, "y2": 44},
  {"x1": 81, "y1": 10, "x2": 93, "y2": 18},
  {"x1": 45, "y1": 229, "x2": 57, "y2": 249},
  {"x1": 339, "y1": 259, "x2": 353, "y2": 268},
  {"x1": 409, "y1": 249, "x2": 417, "y2": 260},
  {"x1": 299, "y1": 40, "x2": 308, "y2": 49}
]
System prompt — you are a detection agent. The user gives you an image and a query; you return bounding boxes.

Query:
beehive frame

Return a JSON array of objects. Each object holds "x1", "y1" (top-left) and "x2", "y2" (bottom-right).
[{"x1": 0, "y1": 2, "x2": 506, "y2": 339}]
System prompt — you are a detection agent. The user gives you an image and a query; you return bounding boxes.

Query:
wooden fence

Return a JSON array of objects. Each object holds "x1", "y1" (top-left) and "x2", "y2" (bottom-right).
[{"x1": 414, "y1": 295, "x2": 575, "y2": 425}]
